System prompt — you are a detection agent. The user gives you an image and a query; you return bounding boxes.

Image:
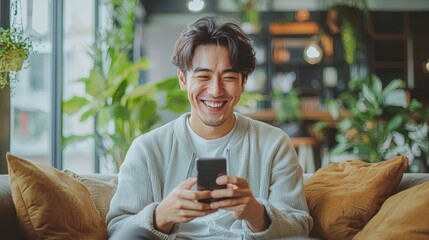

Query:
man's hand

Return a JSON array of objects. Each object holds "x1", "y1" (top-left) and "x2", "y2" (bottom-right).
[
  {"x1": 209, "y1": 176, "x2": 270, "y2": 232},
  {"x1": 154, "y1": 178, "x2": 216, "y2": 234}
]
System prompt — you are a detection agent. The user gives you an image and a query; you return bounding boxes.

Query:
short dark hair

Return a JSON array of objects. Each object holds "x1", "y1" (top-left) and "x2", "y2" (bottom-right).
[{"x1": 171, "y1": 16, "x2": 256, "y2": 79}]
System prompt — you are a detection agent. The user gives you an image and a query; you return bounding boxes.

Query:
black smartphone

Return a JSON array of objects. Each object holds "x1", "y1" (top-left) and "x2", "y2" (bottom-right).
[{"x1": 196, "y1": 158, "x2": 227, "y2": 203}]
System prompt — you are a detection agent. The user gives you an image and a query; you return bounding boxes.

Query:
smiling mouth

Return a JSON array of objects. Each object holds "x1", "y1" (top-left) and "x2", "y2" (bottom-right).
[{"x1": 202, "y1": 100, "x2": 226, "y2": 109}]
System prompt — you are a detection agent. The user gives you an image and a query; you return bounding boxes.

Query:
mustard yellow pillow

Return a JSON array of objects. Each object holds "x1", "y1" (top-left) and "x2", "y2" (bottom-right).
[
  {"x1": 6, "y1": 153, "x2": 108, "y2": 240},
  {"x1": 304, "y1": 156, "x2": 408, "y2": 240},
  {"x1": 64, "y1": 170, "x2": 117, "y2": 220},
  {"x1": 353, "y1": 180, "x2": 429, "y2": 240}
]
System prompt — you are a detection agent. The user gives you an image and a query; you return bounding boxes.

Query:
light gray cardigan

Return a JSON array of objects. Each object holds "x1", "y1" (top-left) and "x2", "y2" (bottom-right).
[{"x1": 107, "y1": 112, "x2": 312, "y2": 239}]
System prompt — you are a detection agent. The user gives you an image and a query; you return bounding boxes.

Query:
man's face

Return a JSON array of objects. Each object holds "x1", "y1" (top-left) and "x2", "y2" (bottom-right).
[{"x1": 178, "y1": 44, "x2": 245, "y2": 139}]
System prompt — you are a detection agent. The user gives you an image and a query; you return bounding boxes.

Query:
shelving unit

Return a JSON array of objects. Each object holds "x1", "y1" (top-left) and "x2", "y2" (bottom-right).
[
  {"x1": 244, "y1": 10, "x2": 429, "y2": 111},
  {"x1": 367, "y1": 12, "x2": 409, "y2": 85},
  {"x1": 409, "y1": 12, "x2": 429, "y2": 104},
  {"x1": 246, "y1": 18, "x2": 351, "y2": 118},
  {"x1": 238, "y1": 8, "x2": 429, "y2": 172},
  {"x1": 366, "y1": 11, "x2": 429, "y2": 104}
]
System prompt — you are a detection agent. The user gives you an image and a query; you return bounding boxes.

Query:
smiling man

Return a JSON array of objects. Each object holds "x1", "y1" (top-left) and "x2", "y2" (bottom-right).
[{"x1": 107, "y1": 16, "x2": 313, "y2": 240}]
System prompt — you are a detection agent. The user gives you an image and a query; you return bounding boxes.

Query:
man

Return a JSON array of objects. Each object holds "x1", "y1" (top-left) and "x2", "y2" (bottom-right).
[{"x1": 107, "y1": 16, "x2": 313, "y2": 239}]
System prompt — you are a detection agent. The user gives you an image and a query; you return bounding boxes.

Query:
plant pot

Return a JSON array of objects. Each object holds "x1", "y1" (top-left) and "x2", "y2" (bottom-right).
[
  {"x1": 281, "y1": 122, "x2": 306, "y2": 137},
  {"x1": 0, "y1": 48, "x2": 27, "y2": 73}
]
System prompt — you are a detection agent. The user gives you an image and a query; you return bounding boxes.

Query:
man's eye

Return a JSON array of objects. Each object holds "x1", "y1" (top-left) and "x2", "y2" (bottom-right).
[
  {"x1": 196, "y1": 75, "x2": 210, "y2": 80},
  {"x1": 223, "y1": 76, "x2": 238, "y2": 81}
]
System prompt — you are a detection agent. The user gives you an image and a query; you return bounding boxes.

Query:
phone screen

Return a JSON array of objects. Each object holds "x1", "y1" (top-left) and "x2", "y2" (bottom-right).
[{"x1": 196, "y1": 158, "x2": 227, "y2": 203}]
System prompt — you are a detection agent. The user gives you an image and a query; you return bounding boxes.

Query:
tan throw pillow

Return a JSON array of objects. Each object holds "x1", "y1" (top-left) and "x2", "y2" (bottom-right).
[
  {"x1": 353, "y1": 180, "x2": 429, "y2": 240},
  {"x1": 6, "y1": 153, "x2": 108, "y2": 240},
  {"x1": 64, "y1": 170, "x2": 117, "y2": 220},
  {"x1": 304, "y1": 156, "x2": 408, "y2": 240}
]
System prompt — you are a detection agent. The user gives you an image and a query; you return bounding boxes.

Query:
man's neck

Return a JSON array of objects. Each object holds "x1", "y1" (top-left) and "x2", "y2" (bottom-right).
[{"x1": 188, "y1": 114, "x2": 235, "y2": 140}]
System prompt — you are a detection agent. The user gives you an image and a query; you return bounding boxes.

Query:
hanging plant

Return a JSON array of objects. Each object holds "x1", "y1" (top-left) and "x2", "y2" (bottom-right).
[
  {"x1": 234, "y1": 0, "x2": 262, "y2": 34},
  {"x1": 0, "y1": 28, "x2": 33, "y2": 89},
  {"x1": 0, "y1": 0, "x2": 34, "y2": 89},
  {"x1": 341, "y1": 19, "x2": 358, "y2": 65},
  {"x1": 325, "y1": 2, "x2": 367, "y2": 65}
]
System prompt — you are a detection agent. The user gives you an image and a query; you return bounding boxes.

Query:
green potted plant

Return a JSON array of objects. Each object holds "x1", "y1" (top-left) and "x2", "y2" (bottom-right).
[
  {"x1": 273, "y1": 88, "x2": 304, "y2": 137},
  {"x1": 0, "y1": 27, "x2": 33, "y2": 88},
  {"x1": 326, "y1": 74, "x2": 429, "y2": 166},
  {"x1": 234, "y1": 0, "x2": 262, "y2": 34},
  {"x1": 62, "y1": 0, "x2": 188, "y2": 172}
]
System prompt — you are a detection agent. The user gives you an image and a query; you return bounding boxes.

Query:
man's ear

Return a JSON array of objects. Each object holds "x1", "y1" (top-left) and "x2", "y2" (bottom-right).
[{"x1": 178, "y1": 69, "x2": 187, "y2": 90}]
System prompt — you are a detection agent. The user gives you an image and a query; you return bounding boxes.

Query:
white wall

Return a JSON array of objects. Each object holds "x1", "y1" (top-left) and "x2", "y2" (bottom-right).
[{"x1": 218, "y1": 0, "x2": 429, "y2": 11}]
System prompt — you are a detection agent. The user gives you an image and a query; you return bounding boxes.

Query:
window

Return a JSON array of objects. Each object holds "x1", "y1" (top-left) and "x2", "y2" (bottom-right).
[
  {"x1": 10, "y1": 0, "x2": 53, "y2": 165},
  {"x1": 62, "y1": 0, "x2": 96, "y2": 173},
  {"x1": 10, "y1": 0, "x2": 96, "y2": 172}
]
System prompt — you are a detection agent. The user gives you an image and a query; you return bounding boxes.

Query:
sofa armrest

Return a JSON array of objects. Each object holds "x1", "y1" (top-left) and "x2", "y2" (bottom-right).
[
  {"x1": 0, "y1": 175, "x2": 25, "y2": 240},
  {"x1": 397, "y1": 173, "x2": 429, "y2": 192}
]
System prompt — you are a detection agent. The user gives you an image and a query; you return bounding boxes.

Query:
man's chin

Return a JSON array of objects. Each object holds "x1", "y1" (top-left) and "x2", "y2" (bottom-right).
[
  {"x1": 198, "y1": 113, "x2": 227, "y2": 127},
  {"x1": 201, "y1": 118, "x2": 225, "y2": 127}
]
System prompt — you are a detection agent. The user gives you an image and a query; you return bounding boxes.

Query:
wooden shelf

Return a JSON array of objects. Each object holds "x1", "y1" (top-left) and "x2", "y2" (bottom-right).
[
  {"x1": 242, "y1": 108, "x2": 347, "y2": 123},
  {"x1": 242, "y1": 109, "x2": 276, "y2": 122},
  {"x1": 290, "y1": 136, "x2": 319, "y2": 148},
  {"x1": 269, "y1": 22, "x2": 319, "y2": 35}
]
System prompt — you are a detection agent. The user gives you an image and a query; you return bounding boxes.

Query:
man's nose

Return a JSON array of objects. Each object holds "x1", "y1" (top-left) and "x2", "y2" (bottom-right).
[{"x1": 207, "y1": 77, "x2": 224, "y2": 97}]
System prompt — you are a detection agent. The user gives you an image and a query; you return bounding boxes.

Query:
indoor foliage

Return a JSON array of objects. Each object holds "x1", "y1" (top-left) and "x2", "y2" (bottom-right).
[
  {"x1": 325, "y1": 0, "x2": 368, "y2": 65},
  {"x1": 327, "y1": 74, "x2": 429, "y2": 163},
  {"x1": 273, "y1": 88, "x2": 304, "y2": 137},
  {"x1": 233, "y1": 0, "x2": 262, "y2": 33},
  {"x1": 0, "y1": 26, "x2": 33, "y2": 89},
  {"x1": 63, "y1": 0, "x2": 188, "y2": 172}
]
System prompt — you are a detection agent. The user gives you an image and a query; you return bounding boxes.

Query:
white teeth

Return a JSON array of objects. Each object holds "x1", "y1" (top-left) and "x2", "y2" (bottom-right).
[{"x1": 204, "y1": 101, "x2": 223, "y2": 108}]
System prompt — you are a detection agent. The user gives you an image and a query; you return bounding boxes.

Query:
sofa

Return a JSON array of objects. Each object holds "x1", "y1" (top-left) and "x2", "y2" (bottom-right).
[
  {"x1": 0, "y1": 173, "x2": 117, "y2": 240},
  {"x1": 1, "y1": 154, "x2": 429, "y2": 240}
]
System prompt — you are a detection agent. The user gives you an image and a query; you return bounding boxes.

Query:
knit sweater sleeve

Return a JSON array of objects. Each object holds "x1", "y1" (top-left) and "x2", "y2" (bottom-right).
[
  {"x1": 262, "y1": 134, "x2": 312, "y2": 238},
  {"x1": 106, "y1": 138, "x2": 177, "y2": 240},
  {"x1": 239, "y1": 124, "x2": 313, "y2": 239}
]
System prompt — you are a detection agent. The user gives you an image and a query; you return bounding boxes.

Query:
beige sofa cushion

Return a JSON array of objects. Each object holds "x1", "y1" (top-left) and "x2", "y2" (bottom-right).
[
  {"x1": 304, "y1": 156, "x2": 408, "y2": 240},
  {"x1": 64, "y1": 170, "x2": 117, "y2": 220},
  {"x1": 353, "y1": 180, "x2": 429, "y2": 240},
  {"x1": 6, "y1": 153, "x2": 108, "y2": 240}
]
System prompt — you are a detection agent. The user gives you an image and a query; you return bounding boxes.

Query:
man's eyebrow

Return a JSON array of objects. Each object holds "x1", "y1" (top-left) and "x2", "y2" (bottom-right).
[
  {"x1": 222, "y1": 68, "x2": 238, "y2": 74},
  {"x1": 193, "y1": 67, "x2": 212, "y2": 73},
  {"x1": 192, "y1": 67, "x2": 238, "y2": 74}
]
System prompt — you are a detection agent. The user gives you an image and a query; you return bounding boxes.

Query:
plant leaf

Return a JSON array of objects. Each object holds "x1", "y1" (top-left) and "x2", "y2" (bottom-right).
[
  {"x1": 163, "y1": 89, "x2": 189, "y2": 113},
  {"x1": 386, "y1": 114, "x2": 404, "y2": 132},
  {"x1": 62, "y1": 134, "x2": 93, "y2": 149},
  {"x1": 362, "y1": 84, "x2": 377, "y2": 108},
  {"x1": 63, "y1": 96, "x2": 90, "y2": 115},
  {"x1": 381, "y1": 79, "x2": 402, "y2": 104}
]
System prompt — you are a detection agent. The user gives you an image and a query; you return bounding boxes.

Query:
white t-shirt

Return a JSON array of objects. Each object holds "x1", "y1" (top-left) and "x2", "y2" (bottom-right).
[
  {"x1": 181, "y1": 117, "x2": 243, "y2": 239},
  {"x1": 185, "y1": 116, "x2": 236, "y2": 159}
]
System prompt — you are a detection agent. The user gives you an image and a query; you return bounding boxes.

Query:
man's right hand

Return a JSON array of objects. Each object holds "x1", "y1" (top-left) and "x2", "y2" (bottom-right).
[{"x1": 154, "y1": 178, "x2": 216, "y2": 234}]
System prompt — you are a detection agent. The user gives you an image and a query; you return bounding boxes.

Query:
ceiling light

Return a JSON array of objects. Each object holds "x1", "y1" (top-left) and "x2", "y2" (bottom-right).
[
  {"x1": 423, "y1": 57, "x2": 429, "y2": 74},
  {"x1": 295, "y1": 9, "x2": 310, "y2": 22},
  {"x1": 304, "y1": 38, "x2": 323, "y2": 64},
  {"x1": 187, "y1": 0, "x2": 205, "y2": 12}
]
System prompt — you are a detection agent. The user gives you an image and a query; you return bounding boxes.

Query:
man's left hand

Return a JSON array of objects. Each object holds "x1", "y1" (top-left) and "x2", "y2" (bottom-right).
[{"x1": 209, "y1": 175, "x2": 270, "y2": 232}]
